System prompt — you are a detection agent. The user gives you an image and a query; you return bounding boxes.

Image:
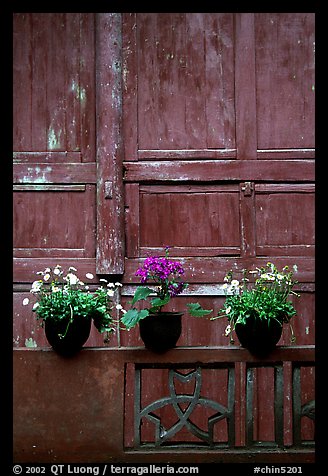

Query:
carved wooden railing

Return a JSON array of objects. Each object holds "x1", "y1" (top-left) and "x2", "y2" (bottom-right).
[{"x1": 13, "y1": 346, "x2": 315, "y2": 463}]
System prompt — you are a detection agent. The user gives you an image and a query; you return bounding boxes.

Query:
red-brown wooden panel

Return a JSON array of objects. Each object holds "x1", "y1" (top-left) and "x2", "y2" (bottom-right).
[
  {"x1": 123, "y1": 13, "x2": 235, "y2": 154},
  {"x1": 255, "y1": 13, "x2": 315, "y2": 150},
  {"x1": 13, "y1": 13, "x2": 95, "y2": 159},
  {"x1": 13, "y1": 186, "x2": 96, "y2": 258},
  {"x1": 255, "y1": 184, "x2": 315, "y2": 257},
  {"x1": 139, "y1": 185, "x2": 240, "y2": 253}
]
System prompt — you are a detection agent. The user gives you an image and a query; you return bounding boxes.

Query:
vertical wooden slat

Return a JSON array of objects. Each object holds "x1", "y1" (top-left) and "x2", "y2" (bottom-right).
[
  {"x1": 125, "y1": 183, "x2": 140, "y2": 258},
  {"x1": 30, "y1": 14, "x2": 48, "y2": 151},
  {"x1": 292, "y1": 365, "x2": 302, "y2": 446},
  {"x1": 234, "y1": 13, "x2": 257, "y2": 161},
  {"x1": 134, "y1": 366, "x2": 142, "y2": 447},
  {"x1": 46, "y1": 13, "x2": 66, "y2": 152},
  {"x1": 227, "y1": 365, "x2": 236, "y2": 446},
  {"x1": 283, "y1": 362, "x2": 293, "y2": 446},
  {"x1": 274, "y1": 365, "x2": 284, "y2": 446},
  {"x1": 13, "y1": 13, "x2": 33, "y2": 151},
  {"x1": 80, "y1": 13, "x2": 96, "y2": 162},
  {"x1": 246, "y1": 366, "x2": 254, "y2": 445},
  {"x1": 235, "y1": 14, "x2": 257, "y2": 259},
  {"x1": 122, "y1": 13, "x2": 138, "y2": 161},
  {"x1": 65, "y1": 13, "x2": 80, "y2": 154},
  {"x1": 240, "y1": 182, "x2": 256, "y2": 257},
  {"x1": 96, "y1": 13, "x2": 125, "y2": 274}
]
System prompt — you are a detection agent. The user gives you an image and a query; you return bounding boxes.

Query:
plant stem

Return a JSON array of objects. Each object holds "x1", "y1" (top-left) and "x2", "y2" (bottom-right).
[{"x1": 58, "y1": 304, "x2": 74, "y2": 339}]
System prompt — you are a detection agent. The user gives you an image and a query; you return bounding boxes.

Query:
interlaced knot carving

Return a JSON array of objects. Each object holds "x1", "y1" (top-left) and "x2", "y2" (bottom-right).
[{"x1": 137, "y1": 368, "x2": 234, "y2": 446}]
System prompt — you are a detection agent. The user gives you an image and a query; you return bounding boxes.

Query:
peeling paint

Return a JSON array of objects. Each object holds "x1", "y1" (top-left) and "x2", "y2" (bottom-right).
[
  {"x1": 71, "y1": 80, "x2": 86, "y2": 105},
  {"x1": 22, "y1": 166, "x2": 53, "y2": 184},
  {"x1": 25, "y1": 337, "x2": 37, "y2": 348},
  {"x1": 48, "y1": 127, "x2": 62, "y2": 150}
]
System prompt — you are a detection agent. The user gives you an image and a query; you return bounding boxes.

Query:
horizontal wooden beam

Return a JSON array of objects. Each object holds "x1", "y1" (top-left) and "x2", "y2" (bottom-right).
[
  {"x1": 13, "y1": 256, "x2": 315, "y2": 284},
  {"x1": 138, "y1": 149, "x2": 237, "y2": 159},
  {"x1": 13, "y1": 162, "x2": 97, "y2": 184},
  {"x1": 257, "y1": 149, "x2": 315, "y2": 159},
  {"x1": 13, "y1": 151, "x2": 82, "y2": 163},
  {"x1": 13, "y1": 184, "x2": 86, "y2": 191},
  {"x1": 123, "y1": 160, "x2": 314, "y2": 182},
  {"x1": 123, "y1": 256, "x2": 315, "y2": 284}
]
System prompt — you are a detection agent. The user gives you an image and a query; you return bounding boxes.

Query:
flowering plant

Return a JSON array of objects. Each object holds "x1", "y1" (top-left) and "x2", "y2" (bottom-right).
[
  {"x1": 121, "y1": 247, "x2": 211, "y2": 329},
  {"x1": 212, "y1": 262, "x2": 300, "y2": 343},
  {"x1": 23, "y1": 265, "x2": 122, "y2": 340}
]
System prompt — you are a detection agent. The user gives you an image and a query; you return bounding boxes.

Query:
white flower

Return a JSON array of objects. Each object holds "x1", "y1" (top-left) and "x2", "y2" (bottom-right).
[
  {"x1": 100, "y1": 278, "x2": 108, "y2": 283},
  {"x1": 222, "y1": 283, "x2": 228, "y2": 290},
  {"x1": 33, "y1": 302, "x2": 39, "y2": 310},
  {"x1": 231, "y1": 279, "x2": 239, "y2": 287},
  {"x1": 23, "y1": 298, "x2": 29, "y2": 306},
  {"x1": 224, "y1": 325, "x2": 232, "y2": 336},
  {"x1": 66, "y1": 273, "x2": 78, "y2": 285},
  {"x1": 44, "y1": 268, "x2": 51, "y2": 274},
  {"x1": 115, "y1": 282, "x2": 123, "y2": 287},
  {"x1": 225, "y1": 306, "x2": 231, "y2": 315},
  {"x1": 68, "y1": 266, "x2": 77, "y2": 272},
  {"x1": 107, "y1": 289, "x2": 115, "y2": 297},
  {"x1": 43, "y1": 273, "x2": 51, "y2": 282},
  {"x1": 30, "y1": 280, "x2": 42, "y2": 293},
  {"x1": 53, "y1": 267, "x2": 61, "y2": 275},
  {"x1": 51, "y1": 286, "x2": 60, "y2": 293},
  {"x1": 86, "y1": 273, "x2": 94, "y2": 280},
  {"x1": 107, "y1": 282, "x2": 115, "y2": 288},
  {"x1": 116, "y1": 304, "x2": 126, "y2": 313}
]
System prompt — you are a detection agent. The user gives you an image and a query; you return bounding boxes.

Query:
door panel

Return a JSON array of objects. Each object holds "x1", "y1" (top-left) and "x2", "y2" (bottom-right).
[
  {"x1": 255, "y1": 184, "x2": 315, "y2": 256},
  {"x1": 139, "y1": 185, "x2": 240, "y2": 253},
  {"x1": 13, "y1": 186, "x2": 96, "y2": 258},
  {"x1": 13, "y1": 13, "x2": 95, "y2": 159},
  {"x1": 255, "y1": 13, "x2": 315, "y2": 149}
]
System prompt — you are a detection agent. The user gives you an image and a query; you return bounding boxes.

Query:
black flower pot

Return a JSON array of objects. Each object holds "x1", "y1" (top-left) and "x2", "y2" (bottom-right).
[
  {"x1": 234, "y1": 313, "x2": 283, "y2": 356},
  {"x1": 139, "y1": 312, "x2": 183, "y2": 353},
  {"x1": 44, "y1": 315, "x2": 92, "y2": 356}
]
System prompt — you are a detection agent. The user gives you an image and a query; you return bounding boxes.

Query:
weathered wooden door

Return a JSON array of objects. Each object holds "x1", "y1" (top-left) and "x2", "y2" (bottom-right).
[
  {"x1": 13, "y1": 12, "x2": 314, "y2": 450},
  {"x1": 119, "y1": 13, "x2": 315, "y2": 349}
]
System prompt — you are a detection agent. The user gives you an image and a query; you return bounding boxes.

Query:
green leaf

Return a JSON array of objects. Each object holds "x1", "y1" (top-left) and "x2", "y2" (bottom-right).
[
  {"x1": 150, "y1": 294, "x2": 170, "y2": 310},
  {"x1": 131, "y1": 286, "x2": 153, "y2": 306},
  {"x1": 121, "y1": 308, "x2": 149, "y2": 329},
  {"x1": 187, "y1": 302, "x2": 213, "y2": 317}
]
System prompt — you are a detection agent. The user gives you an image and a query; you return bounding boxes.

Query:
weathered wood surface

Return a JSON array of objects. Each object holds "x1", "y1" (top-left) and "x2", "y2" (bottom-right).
[
  {"x1": 14, "y1": 347, "x2": 315, "y2": 463},
  {"x1": 95, "y1": 13, "x2": 125, "y2": 274},
  {"x1": 13, "y1": 13, "x2": 315, "y2": 459}
]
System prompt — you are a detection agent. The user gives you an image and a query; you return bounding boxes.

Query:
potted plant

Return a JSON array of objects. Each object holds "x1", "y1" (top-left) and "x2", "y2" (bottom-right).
[
  {"x1": 121, "y1": 247, "x2": 211, "y2": 353},
  {"x1": 211, "y1": 262, "x2": 300, "y2": 355},
  {"x1": 23, "y1": 265, "x2": 121, "y2": 356}
]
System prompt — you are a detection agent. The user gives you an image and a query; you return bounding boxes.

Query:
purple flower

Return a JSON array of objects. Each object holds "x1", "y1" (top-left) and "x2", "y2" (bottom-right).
[{"x1": 135, "y1": 252, "x2": 186, "y2": 297}]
